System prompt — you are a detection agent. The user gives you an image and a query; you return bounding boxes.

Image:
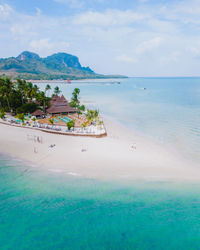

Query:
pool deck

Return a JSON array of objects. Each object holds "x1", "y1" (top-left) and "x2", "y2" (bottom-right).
[
  {"x1": 0, "y1": 119, "x2": 107, "y2": 138},
  {"x1": 39, "y1": 114, "x2": 90, "y2": 127}
]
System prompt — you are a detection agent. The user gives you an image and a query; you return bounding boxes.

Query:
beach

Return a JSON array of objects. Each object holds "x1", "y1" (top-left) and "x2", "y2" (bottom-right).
[
  {"x1": 1, "y1": 78, "x2": 200, "y2": 250},
  {"x1": 0, "y1": 117, "x2": 199, "y2": 182}
]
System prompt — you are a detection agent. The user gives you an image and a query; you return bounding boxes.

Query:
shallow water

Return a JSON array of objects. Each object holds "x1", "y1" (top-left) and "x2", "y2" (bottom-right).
[
  {"x1": 37, "y1": 77, "x2": 200, "y2": 163},
  {"x1": 1, "y1": 78, "x2": 200, "y2": 249},
  {"x1": 1, "y1": 154, "x2": 200, "y2": 249}
]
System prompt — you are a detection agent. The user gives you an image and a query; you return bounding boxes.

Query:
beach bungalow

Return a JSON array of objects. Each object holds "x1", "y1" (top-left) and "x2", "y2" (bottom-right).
[
  {"x1": 47, "y1": 95, "x2": 77, "y2": 116},
  {"x1": 32, "y1": 109, "x2": 45, "y2": 118}
]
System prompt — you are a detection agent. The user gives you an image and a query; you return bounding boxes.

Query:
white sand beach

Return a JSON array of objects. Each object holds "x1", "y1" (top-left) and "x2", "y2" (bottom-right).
[{"x1": 0, "y1": 117, "x2": 199, "y2": 182}]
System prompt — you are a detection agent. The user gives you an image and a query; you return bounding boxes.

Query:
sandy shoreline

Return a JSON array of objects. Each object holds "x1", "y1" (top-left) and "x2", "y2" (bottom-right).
[{"x1": 0, "y1": 117, "x2": 200, "y2": 182}]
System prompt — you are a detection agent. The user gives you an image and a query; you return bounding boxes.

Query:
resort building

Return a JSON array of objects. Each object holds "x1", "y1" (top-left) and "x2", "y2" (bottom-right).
[
  {"x1": 46, "y1": 94, "x2": 77, "y2": 116},
  {"x1": 32, "y1": 109, "x2": 45, "y2": 118}
]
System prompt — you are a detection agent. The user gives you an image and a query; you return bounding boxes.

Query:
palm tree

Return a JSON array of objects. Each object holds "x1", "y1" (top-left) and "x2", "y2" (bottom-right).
[
  {"x1": 70, "y1": 88, "x2": 81, "y2": 108},
  {"x1": 77, "y1": 104, "x2": 85, "y2": 118},
  {"x1": 0, "y1": 78, "x2": 13, "y2": 111},
  {"x1": 26, "y1": 82, "x2": 34, "y2": 99},
  {"x1": 86, "y1": 109, "x2": 99, "y2": 122},
  {"x1": 33, "y1": 85, "x2": 39, "y2": 99},
  {"x1": 37, "y1": 91, "x2": 46, "y2": 113},
  {"x1": 45, "y1": 84, "x2": 51, "y2": 97},
  {"x1": 54, "y1": 86, "x2": 61, "y2": 95},
  {"x1": 73, "y1": 88, "x2": 80, "y2": 95},
  {"x1": 16, "y1": 79, "x2": 26, "y2": 104},
  {"x1": 72, "y1": 88, "x2": 80, "y2": 103}
]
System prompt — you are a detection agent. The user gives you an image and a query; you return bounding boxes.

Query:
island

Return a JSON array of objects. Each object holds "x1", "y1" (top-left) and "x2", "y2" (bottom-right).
[{"x1": 0, "y1": 51, "x2": 127, "y2": 80}]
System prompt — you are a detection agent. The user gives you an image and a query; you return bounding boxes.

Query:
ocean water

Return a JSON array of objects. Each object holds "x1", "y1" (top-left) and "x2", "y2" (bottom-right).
[
  {"x1": 38, "y1": 77, "x2": 200, "y2": 162},
  {"x1": 1, "y1": 77, "x2": 200, "y2": 249},
  {"x1": 1, "y1": 154, "x2": 200, "y2": 249}
]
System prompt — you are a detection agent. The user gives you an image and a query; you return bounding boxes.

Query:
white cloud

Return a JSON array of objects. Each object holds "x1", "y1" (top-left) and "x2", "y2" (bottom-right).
[
  {"x1": 73, "y1": 9, "x2": 146, "y2": 26},
  {"x1": 116, "y1": 54, "x2": 136, "y2": 63},
  {"x1": 10, "y1": 23, "x2": 38, "y2": 41},
  {"x1": 158, "y1": 0, "x2": 200, "y2": 25},
  {"x1": 29, "y1": 39, "x2": 70, "y2": 56},
  {"x1": 0, "y1": 3, "x2": 13, "y2": 20},
  {"x1": 135, "y1": 37, "x2": 163, "y2": 55},
  {"x1": 29, "y1": 38, "x2": 53, "y2": 51}
]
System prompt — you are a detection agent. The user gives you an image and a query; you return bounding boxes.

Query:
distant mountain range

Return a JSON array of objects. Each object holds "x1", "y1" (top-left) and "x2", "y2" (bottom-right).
[{"x1": 0, "y1": 51, "x2": 125, "y2": 80}]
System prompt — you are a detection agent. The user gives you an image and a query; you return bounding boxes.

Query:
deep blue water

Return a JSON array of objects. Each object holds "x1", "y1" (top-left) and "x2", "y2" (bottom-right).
[{"x1": 1, "y1": 77, "x2": 200, "y2": 249}]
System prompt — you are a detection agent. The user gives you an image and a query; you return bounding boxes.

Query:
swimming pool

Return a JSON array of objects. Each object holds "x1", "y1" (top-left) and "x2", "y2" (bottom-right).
[
  {"x1": 54, "y1": 118, "x2": 59, "y2": 123},
  {"x1": 63, "y1": 116, "x2": 72, "y2": 122},
  {"x1": 58, "y1": 116, "x2": 72, "y2": 123}
]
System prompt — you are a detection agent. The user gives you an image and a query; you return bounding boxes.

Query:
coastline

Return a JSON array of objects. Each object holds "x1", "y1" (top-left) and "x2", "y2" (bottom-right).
[
  {"x1": 0, "y1": 120, "x2": 107, "y2": 138},
  {"x1": 0, "y1": 116, "x2": 200, "y2": 182}
]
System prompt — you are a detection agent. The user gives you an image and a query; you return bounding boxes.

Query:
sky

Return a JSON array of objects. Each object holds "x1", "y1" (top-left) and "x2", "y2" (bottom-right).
[{"x1": 0, "y1": 0, "x2": 200, "y2": 76}]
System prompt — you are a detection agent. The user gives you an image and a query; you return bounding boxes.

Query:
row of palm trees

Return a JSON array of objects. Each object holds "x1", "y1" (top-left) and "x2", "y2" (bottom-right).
[{"x1": 0, "y1": 77, "x2": 61, "y2": 114}]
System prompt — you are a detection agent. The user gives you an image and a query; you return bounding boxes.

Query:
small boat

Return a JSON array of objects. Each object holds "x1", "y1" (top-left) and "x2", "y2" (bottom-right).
[{"x1": 66, "y1": 78, "x2": 71, "y2": 84}]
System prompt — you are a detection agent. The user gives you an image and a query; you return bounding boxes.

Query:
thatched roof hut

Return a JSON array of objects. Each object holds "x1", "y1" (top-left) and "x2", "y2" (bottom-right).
[
  {"x1": 47, "y1": 95, "x2": 77, "y2": 115},
  {"x1": 32, "y1": 109, "x2": 45, "y2": 117}
]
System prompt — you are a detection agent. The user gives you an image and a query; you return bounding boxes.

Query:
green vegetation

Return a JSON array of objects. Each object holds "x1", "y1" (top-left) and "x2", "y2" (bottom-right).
[
  {"x1": 98, "y1": 120, "x2": 103, "y2": 126},
  {"x1": 54, "y1": 86, "x2": 61, "y2": 95},
  {"x1": 16, "y1": 113, "x2": 25, "y2": 123},
  {"x1": 45, "y1": 84, "x2": 51, "y2": 97},
  {"x1": 16, "y1": 102, "x2": 39, "y2": 114},
  {"x1": 49, "y1": 118, "x2": 54, "y2": 125},
  {"x1": 0, "y1": 109, "x2": 5, "y2": 120},
  {"x1": 0, "y1": 76, "x2": 60, "y2": 115},
  {"x1": 66, "y1": 120, "x2": 75, "y2": 130},
  {"x1": 0, "y1": 51, "x2": 96, "y2": 80},
  {"x1": 32, "y1": 117, "x2": 37, "y2": 122},
  {"x1": 0, "y1": 51, "x2": 127, "y2": 80},
  {"x1": 81, "y1": 121, "x2": 87, "y2": 128},
  {"x1": 70, "y1": 88, "x2": 85, "y2": 118},
  {"x1": 0, "y1": 76, "x2": 102, "y2": 131},
  {"x1": 86, "y1": 109, "x2": 99, "y2": 122}
]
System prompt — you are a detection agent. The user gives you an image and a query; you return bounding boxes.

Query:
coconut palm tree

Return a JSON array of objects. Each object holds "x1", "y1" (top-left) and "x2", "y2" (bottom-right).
[
  {"x1": 0, "y1": 77, "x2": 13, "y2": 111},
  {"x1": 45, "y1": 84, "x2": 51, "y2": 97},
  {"x1": 16, "y1": 79, "x2": 27, "y2": 104},
  {"x1": 77, "y1": 104, "x2": 85, "y2": 118},
  {"x1": 86, "y1": 109, "x2": 99, "y2": 122},
  {"x1": 37, "y1": 91, "x2": 47, "y2": 112},
  {"x1": 54, "y1": 86, "x2": 61, "y2": 95},
  {"x1": 72, "y1": 88, "x2": 80, "y2": 103},
  {"x1": 26, "y1": 82, "x2": 34, "y2": 99}
]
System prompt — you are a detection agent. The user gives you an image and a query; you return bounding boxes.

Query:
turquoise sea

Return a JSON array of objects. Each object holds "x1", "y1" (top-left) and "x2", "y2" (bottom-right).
[
  {"x1": 40, "y1": 77, "x2": 200, "y2": 162},
  {"x1": 1, "y1": 77, "x2": 200, "y2": 249}
]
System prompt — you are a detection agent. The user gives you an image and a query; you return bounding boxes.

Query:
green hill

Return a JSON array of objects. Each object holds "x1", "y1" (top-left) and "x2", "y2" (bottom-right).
[{"x1": 0, "y1": 51, "x2": 121, "y2": 80}]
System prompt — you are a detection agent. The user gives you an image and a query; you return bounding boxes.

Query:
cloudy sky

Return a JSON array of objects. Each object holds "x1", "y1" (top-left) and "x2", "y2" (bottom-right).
[{"x1": 0, "y1": 0, "x2": 200, "y2": 76}]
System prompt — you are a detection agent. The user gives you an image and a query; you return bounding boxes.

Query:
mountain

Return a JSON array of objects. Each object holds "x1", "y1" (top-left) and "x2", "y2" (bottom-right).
[{"x1": 0, "y1": 51, "x2": 119, "y2": 80}]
